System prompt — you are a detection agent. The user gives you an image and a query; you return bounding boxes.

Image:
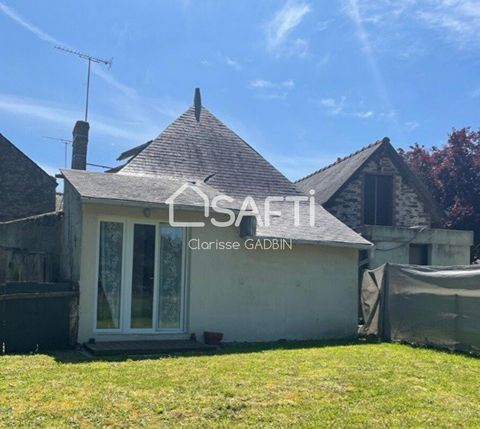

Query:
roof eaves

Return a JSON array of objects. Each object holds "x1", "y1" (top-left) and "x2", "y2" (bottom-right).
[{"x1": 247, "y1": 234, "x2": 373, "y2": 250}]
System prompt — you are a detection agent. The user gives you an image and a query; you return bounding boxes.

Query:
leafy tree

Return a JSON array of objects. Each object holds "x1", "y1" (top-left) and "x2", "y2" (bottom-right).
[{"x1": 399, "y1": 128, "x2": 480, "y2": 261}]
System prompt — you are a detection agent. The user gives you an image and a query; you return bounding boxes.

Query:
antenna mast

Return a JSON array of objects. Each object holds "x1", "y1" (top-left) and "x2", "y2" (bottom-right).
[
  {"x1": 43, "y1": 136, "x2": 72, "y2": 168},
  {"x1": 55, "y1": 46, "x2": 112, "y2": 121}
]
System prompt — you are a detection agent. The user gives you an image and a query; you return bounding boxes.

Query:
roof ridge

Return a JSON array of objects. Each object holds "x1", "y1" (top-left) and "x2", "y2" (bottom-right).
[{"x1": 295, "y1": 138, "x2": 388, "y2": 183}]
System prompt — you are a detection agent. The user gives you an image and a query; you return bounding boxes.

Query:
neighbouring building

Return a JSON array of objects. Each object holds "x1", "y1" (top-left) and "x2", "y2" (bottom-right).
[
  {"x1": 60, "y1": 89, "x2": 372, "y2": 344},
  {"x1": 0, "y1": 133, "x2": 57, "y2": 222},
  {"x1": 296, "y1": 138, "x2": 473, "y2": 268}
]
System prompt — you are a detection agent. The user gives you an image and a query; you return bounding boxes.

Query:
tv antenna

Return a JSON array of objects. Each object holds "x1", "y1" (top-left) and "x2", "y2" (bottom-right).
[
  {"x1": 55, "y1": 45, "x2": 112, "y2": 121},
  {"x1": 43, "y1": 136, "x2": 72, "y2": 168}
]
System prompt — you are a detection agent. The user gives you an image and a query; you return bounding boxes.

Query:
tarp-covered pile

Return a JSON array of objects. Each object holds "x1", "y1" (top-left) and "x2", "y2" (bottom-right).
[{"x1": 360, "y1": 263, "x2": 480, "y2": 354}]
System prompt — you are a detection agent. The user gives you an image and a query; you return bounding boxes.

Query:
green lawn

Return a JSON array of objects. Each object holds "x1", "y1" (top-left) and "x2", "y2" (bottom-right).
[{"x1": 1, "y1": 342, "x2": 479, "y2": 428}]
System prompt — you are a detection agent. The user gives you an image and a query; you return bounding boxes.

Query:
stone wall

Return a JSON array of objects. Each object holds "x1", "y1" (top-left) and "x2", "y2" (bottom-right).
[
  {"x1": 326, "y1": 148, "x2": 431, "y2": 229},
  {"x1": 0, "y1": 135, "x2": 57, "y2": 221}
]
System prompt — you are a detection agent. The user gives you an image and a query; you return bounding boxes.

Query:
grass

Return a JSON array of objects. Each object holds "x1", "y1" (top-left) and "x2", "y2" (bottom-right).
[{"x1": 1, "y1": 341, "x2": 479, "y2": 428}]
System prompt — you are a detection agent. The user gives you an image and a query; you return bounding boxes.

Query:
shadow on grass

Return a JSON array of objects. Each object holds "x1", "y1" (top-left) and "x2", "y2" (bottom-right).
[{"x1": 46, "y1": 337, "x2": 380, "y2": 364}]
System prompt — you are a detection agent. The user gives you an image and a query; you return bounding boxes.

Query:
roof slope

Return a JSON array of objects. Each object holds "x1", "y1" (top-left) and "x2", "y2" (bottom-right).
[
  {"x1": 256, "y1": 202, "x2": 372, "y2": 248},
  {"x1": 62, "y1": 169, "x2": 371, "y2": 249},
  {"x1": 118, "y1": 106, "x2": 301, "y2": 199},
  {"x1": 296, "y1": 139, "x2": 384, "y2": 204},
  {"x1": 296, "y1": 138, "x2": 444, "y2": 223},
  {"x1": 61, "y1": 169, "x2": 234, "y2": 209}
]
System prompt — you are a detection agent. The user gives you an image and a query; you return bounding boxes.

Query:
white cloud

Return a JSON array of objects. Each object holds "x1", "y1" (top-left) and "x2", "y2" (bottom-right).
[
  {"x1": 249, "y1": 79, "x2": 295, "y2": 100},
  {"x1": 405, "y1": 120, "x2": 420, "y2": 131},
  {"x1": 416, "y1": 0, "x2": 480, "y2": 48},
  {"x1": 344, "y1": 0, "x2": 480, "y2": 51},
  {"x1": 265, "y1": 1, "x2": 311, "y2": 57},
  {"x1": 318, "y1": 96, "x2": 346, "y2": 115},
  {"x1": 225, "y1": 56, "x2": 242, "y2": 70},
  {"x1": 250, "y1": 79, "x2": 274, "y2": 88},
  {"x1": 0, "y1": 2, "x2": 189, "y2": 150},
  {"x1": 0, "y1": 2, "x2": 141, "y2": 99},
  {"x1": 354, "y1": 110, "x2": 374, "y2": 119},
  {"x1": 249, "y1": 79, "x2": 295, "y2": 89},
  {"x1": 0, "y1": 93, "x2": 161, "y2": 143},
  {"x1": 0, "y1": 1, "x2": 63, "y2": 45}
]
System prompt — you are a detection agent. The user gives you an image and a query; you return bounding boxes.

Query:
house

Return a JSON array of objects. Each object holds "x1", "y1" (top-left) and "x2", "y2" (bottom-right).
[
  {"x1": 0, "y1": 133, "x2": 57, "y2": 221},
  {"x1": 59, "y1": 89, "x2": 372, "y2": 344},
  {"x1": 296, "y1": 138, "x2": 473, "y2": 268}
]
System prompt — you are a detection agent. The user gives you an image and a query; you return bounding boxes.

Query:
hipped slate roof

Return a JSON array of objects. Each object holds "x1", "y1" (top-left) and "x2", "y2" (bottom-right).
[
  {"x1": 296, "y1": 138, "x2": 444, "y2": 224},
  {"x1": 63, "y1": 90, "x2": 372, "y2": 248},
  {"x1": 116, "y1": 105, "x2": 301, "y2": 199}
]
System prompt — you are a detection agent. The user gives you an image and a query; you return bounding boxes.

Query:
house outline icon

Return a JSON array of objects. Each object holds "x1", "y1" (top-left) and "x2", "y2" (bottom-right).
[{"x1": 166, "y1": 182, "x2": 210, "y2": 227}]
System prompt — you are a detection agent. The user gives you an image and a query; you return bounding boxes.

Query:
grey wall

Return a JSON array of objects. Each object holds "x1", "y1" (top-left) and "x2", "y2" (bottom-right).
[
  {"x1": 361, "y1": 226, "x2": 473, "y2": 267},
  {"x1": 0, "y1": 134, "x2": 57, "y2": 221},
  {"x1": 0, "y1": 212, "x2": 62, "y2": 282},
  {"x1": 60, "y1": 181, "x2": 83, "y2": 283}
]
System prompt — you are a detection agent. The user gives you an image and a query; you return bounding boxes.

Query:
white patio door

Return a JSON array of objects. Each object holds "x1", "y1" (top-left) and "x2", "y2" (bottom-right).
[{"x1": 96, "y1": 220, "x2": 186, "y2": 333}]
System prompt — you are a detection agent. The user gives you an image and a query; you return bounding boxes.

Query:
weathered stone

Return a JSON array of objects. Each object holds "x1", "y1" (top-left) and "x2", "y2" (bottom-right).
[{"x1": 326, "y1": 151, "x2": 431, "y2": 229}]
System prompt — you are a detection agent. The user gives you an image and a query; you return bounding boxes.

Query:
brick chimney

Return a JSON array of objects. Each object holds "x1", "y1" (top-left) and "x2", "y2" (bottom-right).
[{"x1": 71, "y1": 120, "x2": 89, "y2": 170}]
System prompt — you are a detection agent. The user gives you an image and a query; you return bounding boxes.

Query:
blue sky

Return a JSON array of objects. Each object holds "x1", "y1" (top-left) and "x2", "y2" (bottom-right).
[{"x1": 0, "y1": 0, "x2": 479, "y2": 180}]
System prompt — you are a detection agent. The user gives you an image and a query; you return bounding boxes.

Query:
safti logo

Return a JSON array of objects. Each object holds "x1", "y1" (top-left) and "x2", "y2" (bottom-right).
[{"x1": 165, "y1": 183, "x2": 316, "y2": 228}]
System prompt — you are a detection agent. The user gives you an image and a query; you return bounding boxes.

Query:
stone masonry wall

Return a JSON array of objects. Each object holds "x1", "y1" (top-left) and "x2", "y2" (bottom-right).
[
  {"x1": 0, "y1": 136, "x2": 57, "y2": 221},
  {"x1": 326, "y1": 148, "x2": 431, "y2": 230}
]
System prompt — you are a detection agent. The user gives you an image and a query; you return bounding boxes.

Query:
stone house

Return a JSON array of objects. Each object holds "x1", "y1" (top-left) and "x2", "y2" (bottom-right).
[
  {"x1": 58, "y1": 89, "x2": 373, "y2": 344},
  {"x1": 0, "y1": 133, "x2": 57, "y2": 221},
  {"x1": 296, "y1": 138, "x2": 473, "y2": 267}
]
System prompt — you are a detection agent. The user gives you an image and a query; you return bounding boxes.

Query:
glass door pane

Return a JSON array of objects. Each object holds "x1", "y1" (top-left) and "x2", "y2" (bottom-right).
[
  {"x1": 158, "y1": 227, "x2": 184, "y2": 329},
  {"x1": 97, "y1": 221, "x2": 123, "y2": 329},
  {"x1": 130, "y1": 224, "x2": 156, "y2": 329}
]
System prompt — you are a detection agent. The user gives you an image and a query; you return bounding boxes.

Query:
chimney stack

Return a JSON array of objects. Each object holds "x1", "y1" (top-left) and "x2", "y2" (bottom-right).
[
  {"x1": 194, "y1": 88, "x2": 201, "y2": 122},
  {"x1": 71, "y1": 120, "x2": 89, "y2": 170}
]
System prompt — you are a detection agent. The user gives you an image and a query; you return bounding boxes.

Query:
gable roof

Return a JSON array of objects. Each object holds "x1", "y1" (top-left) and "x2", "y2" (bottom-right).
[
  {"x1": 116, "y1": 105, "x2": 301, "y2": 199},
  {"x1": 296, "y1": 139, "x2": 384, "y2": 204},
  {"x1": 0, "y1": 133, "x2": 57, "y2": 184},
  {"x1": 296, "y1": 138, "x2": 444, "y2": 224}
]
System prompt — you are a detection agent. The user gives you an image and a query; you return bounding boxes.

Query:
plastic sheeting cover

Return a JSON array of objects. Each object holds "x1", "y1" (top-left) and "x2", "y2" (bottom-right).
[{"x1": 360, "y1": 263, "x2": 480, "y2": 353}]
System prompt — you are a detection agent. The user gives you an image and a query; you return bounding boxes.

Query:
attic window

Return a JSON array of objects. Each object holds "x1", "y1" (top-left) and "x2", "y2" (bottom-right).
[{"x1": 364, "y1": 174, "x2": 393, "y2": 226}]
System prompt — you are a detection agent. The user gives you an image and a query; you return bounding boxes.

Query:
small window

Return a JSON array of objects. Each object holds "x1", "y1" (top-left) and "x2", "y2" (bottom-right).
[
  {"x1": 364, "y1": 174, "x2": 393, "y2": 226},
  {"x1": 409, "y1": 244, "x2": 430, "y2": 265}
]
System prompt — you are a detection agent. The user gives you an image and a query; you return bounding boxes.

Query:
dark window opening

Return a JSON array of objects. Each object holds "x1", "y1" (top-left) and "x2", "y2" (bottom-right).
[
  {"x1": 364, "y1": 174, "x2": 393, "y2": 226},
  {"x1": 409, "y1": 244, "x2": 430, "y2": 265}
]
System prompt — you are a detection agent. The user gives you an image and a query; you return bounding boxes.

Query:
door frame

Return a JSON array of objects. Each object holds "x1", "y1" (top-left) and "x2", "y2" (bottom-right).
[{"x1": 93, "y1": 216, "x2": 187, "y2": 335}]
